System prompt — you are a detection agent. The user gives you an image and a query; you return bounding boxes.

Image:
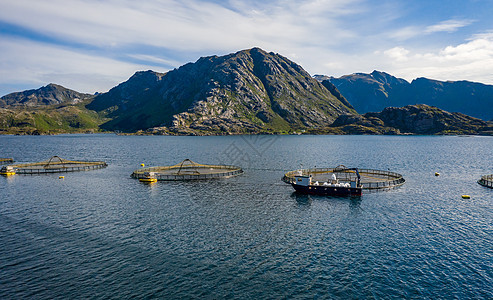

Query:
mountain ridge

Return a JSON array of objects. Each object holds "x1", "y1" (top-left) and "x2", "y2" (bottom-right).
[
  {"x1": 88, "y1": 47, "x2": 356, "y2": 134},
  {"x1": 325, "y1": 71, "x2": 493, "y2": 121},
  {"x1": 1, "y1": 49, "x2": 492, "y2": 135},
  {"x1": 0, "y1": 83, "x2": 94, "y2": 107},
  {"x1": 328, "y1": 104, "x2": 492, "y2": 135}
]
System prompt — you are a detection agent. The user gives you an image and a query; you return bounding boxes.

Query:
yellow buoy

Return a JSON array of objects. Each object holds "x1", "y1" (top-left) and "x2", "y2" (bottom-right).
[
  {"x1": 435, "y1": 172, "x2": 440, "y2": 176},
  {"x1": 461, "y1": 195, "x2": 471, "y2": 199},
  {"x1": 139, "y1": 177, "x2": 157, "y2": 183},
  {"x1": 59, "y1": 176, "x2": 64, "y2": 179},
  {"x1": 141, "y1": 163, "x2": 145, "y2": 167}
]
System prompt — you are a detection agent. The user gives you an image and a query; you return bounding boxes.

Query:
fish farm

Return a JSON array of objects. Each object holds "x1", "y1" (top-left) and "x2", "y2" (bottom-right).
[
  {"x1": 0, "y1": 158, "x2": 13, "y2": 164},
  {"x1": 2, "y1": 156, "x2": 107, "y2": 175},
  {"x1": 478, "y1": 174, "x2": 493, "y2": 189},
  {"x1": 282, "y1": 165, "x2": 405, "y2": 190},
  {"x1": 131, "y1": 159, "x2": 243, "y2": 181}
]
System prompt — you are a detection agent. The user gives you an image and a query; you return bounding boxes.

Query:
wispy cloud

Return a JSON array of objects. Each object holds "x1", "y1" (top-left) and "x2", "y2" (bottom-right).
[
  {"x1": 388, "y1": 19, "x2": 474, "y2": 41},
  {"x1": 0, "y1": 0, "x2": 367, "y2": 94},
  {"x1": 0, "y1": 0, "x2": 492, "y2": 96},
  {"x1": 379, "y1": 34, "x2": 493, "y2": 83},
  {"x1": 0, "y1": 37, "x2": 156, "y2": 93},
  {"x1": 425, "y1": 19, "x2": 474, "y2": 34},
  {"x1": 0, "y1": 0, "x2": 363, "y2": 52}
]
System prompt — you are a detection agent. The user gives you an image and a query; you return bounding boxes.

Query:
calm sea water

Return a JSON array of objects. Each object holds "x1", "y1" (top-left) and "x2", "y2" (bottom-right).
[{"x1": 0, "y1": 134, "x2": 491, "y2": 299}]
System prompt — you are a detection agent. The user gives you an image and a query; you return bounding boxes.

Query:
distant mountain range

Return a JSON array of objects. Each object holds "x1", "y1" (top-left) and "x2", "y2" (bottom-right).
[
  {"x1": 1, "y1": 49, "x2": 492, "y2": 135},
  {"x1": 316, "y1": 71, "x2": 493, "y2": 121}
]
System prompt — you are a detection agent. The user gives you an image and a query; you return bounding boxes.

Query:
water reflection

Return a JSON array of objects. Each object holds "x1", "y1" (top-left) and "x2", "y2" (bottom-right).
[{"x1": 291, "y1": 192, "x2": 362, "y2": 209}]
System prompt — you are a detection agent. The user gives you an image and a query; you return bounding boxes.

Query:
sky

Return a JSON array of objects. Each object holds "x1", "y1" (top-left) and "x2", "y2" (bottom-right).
[{"x1": 1, "y1": 0, "x2": 493, "y2": 96}]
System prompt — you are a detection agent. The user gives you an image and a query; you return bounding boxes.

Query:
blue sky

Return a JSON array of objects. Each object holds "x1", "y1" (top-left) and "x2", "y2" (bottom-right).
[{"x1": 1, "y1": 0, "x2": 493, "y2": 96}]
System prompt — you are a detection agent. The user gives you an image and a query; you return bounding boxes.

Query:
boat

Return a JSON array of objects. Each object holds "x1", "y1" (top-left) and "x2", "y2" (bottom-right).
[
  {"x1": 290, "y1": 168, "x2": 362, "y2": 196},
  {"x1": 0, "y1": 166, "x2": 16, "y2": 176},
  {"x1": 139, "y1": 171, "x2": 157, "y2": 183}
]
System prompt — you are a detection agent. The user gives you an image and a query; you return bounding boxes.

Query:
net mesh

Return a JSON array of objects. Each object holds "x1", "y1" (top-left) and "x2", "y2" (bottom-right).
[
  {"x1": 478, "y1": 174, "x2": 493, "y2": 188},
  {"x1": 132, "y1": 159, "x2": 243, "y2": 181},
  {"x1": 9, "y1": 156, "x2": 107, "y2": 173},
  {"x1": 282, "y1": 165, "x2": 405, "y2": 190}
]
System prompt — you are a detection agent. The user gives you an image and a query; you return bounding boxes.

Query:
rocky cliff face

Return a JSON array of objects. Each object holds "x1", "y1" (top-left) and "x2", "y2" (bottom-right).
[
  {"x1": 327, "y1": 71, "x2": 493, "y2": 121},
  {"x1": 88, "y1": 48, "x2": 356, "y2": 134},
  {"x1": 0, "y1": 83, "x2": 94, "y2": 107},
  {"x1": 330, "y1": 104, "x2": 492, "y2": 135}
]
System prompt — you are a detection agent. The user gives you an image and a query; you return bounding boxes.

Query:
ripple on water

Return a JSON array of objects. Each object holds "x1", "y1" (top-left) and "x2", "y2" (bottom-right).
[{"x1": 0, "y1": 135, "x2": 492, "y2": 299}]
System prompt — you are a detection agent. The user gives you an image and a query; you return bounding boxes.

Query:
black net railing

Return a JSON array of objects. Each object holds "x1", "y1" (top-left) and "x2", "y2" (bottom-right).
[
  {"x1": 478, "y1": 174, "x2": 493, "y2": 188},
  {"x1": 282, "y1": 167, "x2": 405, "y2": 190},
  {"x1": 9, "y1": 156, "x2": 107, "y2": 174},
  {"x1": 131, "y1": 159, "x2": 243, "y2": 181}
]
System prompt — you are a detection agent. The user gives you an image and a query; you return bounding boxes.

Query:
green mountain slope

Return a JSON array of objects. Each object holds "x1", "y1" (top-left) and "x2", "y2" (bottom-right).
[
  {"x1": 88, "y1": 48, "x2": 356, "y2": 134},
  {"x1": 0, "y1": 101, "x2": 107, "y2": 134},
  {"x1": 0, "y1": 84, "x2": 105, "y2": 134}
]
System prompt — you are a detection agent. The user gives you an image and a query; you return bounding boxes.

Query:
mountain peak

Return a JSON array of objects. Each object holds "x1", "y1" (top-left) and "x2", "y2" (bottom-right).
[
  {"x1": 0, "y1": 84, "x2": 93, "y2": 108},
  {"x1": 329, "y1": 71, "x2": 493, "y2": 120},
  {"x1": 88, "y1": 48, "x2": 356, "y2": 133}
]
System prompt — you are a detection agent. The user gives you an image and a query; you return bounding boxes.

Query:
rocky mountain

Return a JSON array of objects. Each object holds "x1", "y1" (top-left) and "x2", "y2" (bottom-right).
[
  {"x1": 0, "y1": 84, "x2": 105, "y2": 134},
  {"x1": 326, "y1": 71, "x2": 493, "y2": 121},
  {"x1": 327, "y1": 104, "x2": 493, "y2": 135},
  {"x1": 0, "y1": 83, "x2": 94, "y2": 108},
  {"x1": 2, "y1": 49, "x2": 492, "y2": 136},
  {"x1": 87, "y1": 47, "x2": 356, "y2": 134}
]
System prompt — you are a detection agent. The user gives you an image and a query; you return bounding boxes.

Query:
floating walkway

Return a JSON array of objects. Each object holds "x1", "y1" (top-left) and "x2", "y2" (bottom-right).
[
  {"x1": 131, "y1": 159, "x2": 243, "y2": 181},
  {"x1": 0, "y1": 158, "x2": 14, "y2": 164},
  {"x1": 478, "y1": 174, "x2": 493, "y2": 189},
  {"x1": 282, "y1": 165, "x2": 405, "y2": 190},
  {"x1": 1, "y1": 156, "x2": 107, "y2": 175}
]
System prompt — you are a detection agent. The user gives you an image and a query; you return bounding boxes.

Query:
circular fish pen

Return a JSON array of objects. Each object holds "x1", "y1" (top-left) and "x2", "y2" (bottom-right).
[
  {"x1": 131, "y1": 159, "x2": 243, "y2": 181},
  {"x1": 282, "y1": 165, "x2": 405, "y2": 190},
  {"x1": 2, "y1": 156, "x2": 107, "y2": 175},
  {"x1": 478, "y1": 174, "x2": 493, "y2": 189},
  {"x1": 0, "y1": 158, "x2": 13, "y2": 164}
]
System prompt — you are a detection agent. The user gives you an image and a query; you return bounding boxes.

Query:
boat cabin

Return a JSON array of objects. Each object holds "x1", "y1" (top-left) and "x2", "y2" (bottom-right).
[{"x1": 294, "y1": 175, "x2": 311, "y2": 186}]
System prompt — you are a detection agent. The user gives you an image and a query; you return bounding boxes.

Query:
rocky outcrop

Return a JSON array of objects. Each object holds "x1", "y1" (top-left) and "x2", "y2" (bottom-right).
[
  {"x1": 88, "y1": 48, "x2": 356, "y2": 133},
  {"x1": 330, "y1": 104, "x2": 493, "y2": 135},
  {"x1": 0, "y1": 83, "x2": 94, "y2": 108}
]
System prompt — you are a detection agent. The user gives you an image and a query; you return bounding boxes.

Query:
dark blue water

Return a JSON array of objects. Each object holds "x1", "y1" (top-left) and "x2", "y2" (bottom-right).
[{"x1": 0, "y1": 134, "x2": 491, "y2": 299}]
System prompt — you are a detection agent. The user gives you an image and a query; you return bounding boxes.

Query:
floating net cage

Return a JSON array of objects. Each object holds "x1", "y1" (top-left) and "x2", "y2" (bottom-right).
[
  {"x1": 4, "y1": 156, "x2": 107, "y2": 174},
  {"x1": 282, "y1": 165, "x2": 405, "y2": 190},
  {"x1": 131, "y1": 159, "x2": 243, "y2": 181},
  {"x1": 0, "y1": 158, "x2": 13, "y2": 164},
  {"x1": 478, "y1": 174, "x2": 493, "y2": 189}
]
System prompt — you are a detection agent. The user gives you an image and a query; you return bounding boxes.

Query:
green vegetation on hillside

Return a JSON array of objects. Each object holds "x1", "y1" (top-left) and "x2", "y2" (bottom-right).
[{"x1": 0, "y1": 100, "x2": 108, "y2": 135}]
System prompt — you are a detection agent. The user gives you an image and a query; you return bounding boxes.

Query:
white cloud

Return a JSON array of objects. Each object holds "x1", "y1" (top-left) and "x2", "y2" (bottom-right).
[
  {"x1": 386, "y1": 19, "x2": 474, "y2": 43},
  {"x1": 0, "y1": 0, "x2": 362, "y2": 52},
  {"x1": 0, "y1": 0, "x2": 369, "y2": 95},
  {"x1": 425, "y1": 19, "x2": 474, "y2": 34},
  {"x1": 384, "y1": 47, "x2": 410, "y2": 61},
  {"x1": 388, "y1": 26, "x2": 422, "y2": 41},
  {"x1": 126, "y1": 54, "x2": 181, "y2": 68},
  {"x1": 378, "y1": 34, "x2": 493, "y2": 84},
  {"x1": 1, "y1": 0, "x2": 493, "y2": 96},
  {"x1": 0, "y1": 37, "x2": 157, "y2": 94}
]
